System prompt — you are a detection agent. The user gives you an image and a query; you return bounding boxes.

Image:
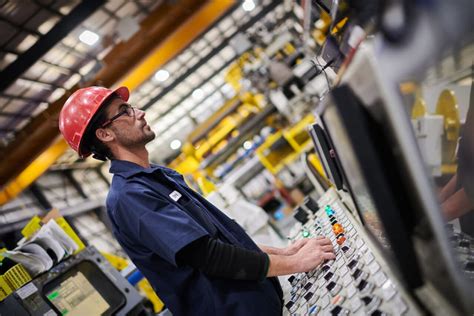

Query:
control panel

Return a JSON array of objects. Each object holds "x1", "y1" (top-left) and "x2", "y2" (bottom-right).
[
  {"x1": 284, "y1": 189, "x2": 421, "y2": 316},
  {"x1": 0, "y1": 246, "x2": 144, "y2": 316}
]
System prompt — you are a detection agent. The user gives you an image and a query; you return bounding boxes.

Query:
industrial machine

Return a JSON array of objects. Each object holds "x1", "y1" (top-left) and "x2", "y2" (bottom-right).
[
  {"x1": 0, "y1": 246, "x2": 146, "y2": 316},
  {"x1": 284, "y1": 43, "x2": 473, "y2": 316}
]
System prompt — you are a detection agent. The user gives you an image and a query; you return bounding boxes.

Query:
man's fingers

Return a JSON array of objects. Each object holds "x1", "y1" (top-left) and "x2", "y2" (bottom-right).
[
  {"x1": 323, "y1": 252, "x2": 336, "y2": 260},
  {"x1": 315, "y1": 237, "x2": 332, "y2": 246},
  {"x1": 321, "y1": 245, "x2": 334, "y2": 253}
]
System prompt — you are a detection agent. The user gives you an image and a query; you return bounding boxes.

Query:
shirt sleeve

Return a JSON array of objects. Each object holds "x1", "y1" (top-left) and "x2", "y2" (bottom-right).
[
  {"x1": 176, "y1": 236, "x2": 270, "y2": 281},
  {"x1": 114, "y1": 183, "x2": 209, "y2": 266}
]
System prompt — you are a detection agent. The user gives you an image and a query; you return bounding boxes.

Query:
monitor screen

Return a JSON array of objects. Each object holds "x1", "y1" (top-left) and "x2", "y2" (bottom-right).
[
  {"x1": 43, "y1": 260, "x2": 125, "y2": 316},
  {"x1": 321, "y1": 85, "x2": 422, "y2": 287},
  {"x1": 46, "y1": 270, "x2": 109, "y2": 316},
  {"x1": 308, "y1": 123, "x2": 344, "y2": 189}
]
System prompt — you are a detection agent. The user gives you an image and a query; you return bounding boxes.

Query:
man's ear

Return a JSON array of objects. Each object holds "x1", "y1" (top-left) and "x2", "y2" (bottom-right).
[{"x1": 95, "y1": 127, "x2": 114, "y2": 143}]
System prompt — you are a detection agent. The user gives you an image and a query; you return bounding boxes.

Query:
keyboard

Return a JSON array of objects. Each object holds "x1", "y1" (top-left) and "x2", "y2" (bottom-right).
[{"x1": 284, "y1": 189, "x2": 420, "y2": 316}]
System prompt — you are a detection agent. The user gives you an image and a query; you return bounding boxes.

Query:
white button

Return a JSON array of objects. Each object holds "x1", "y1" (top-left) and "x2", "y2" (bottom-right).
[
  {"x1": 339, "y1": 266, "x2": 349, "y2": 276},
  {"x1": 373, "y1": 271, "x2": 388, "y2": 287},
  {"x1": 364, "y1": 252, "x2": 375, "y2": 265},
  {"x1": 346, "y1": 284, "x2": 357, "y2": 298},
  {"x1": 391, "y1": 296, "x2": 408, "y2": 315},
  {"x1": 355, "y1": 238, "x2": 364, "y2": 248},
  {"x1": 368, "y1": 261, "x2": 381, "y2": 274},
  {"x1": 381, "y1": 280, "x2": 397, "y2": 300},
  {"x1": 342, "y1": 274, "x2": 352, "y2": 286},
  {"x1": 359, "y1": 244, "x2": 369, "y2": 253},
  {"x1": 320, "y1": 295, "x2": 330, "y2": 308},
  {"x1": 336, "y1": 259, "x2": 345, "y2": 269},
  {"x1": 350, "y1": 297, "x2": 363, "y2": 312}
]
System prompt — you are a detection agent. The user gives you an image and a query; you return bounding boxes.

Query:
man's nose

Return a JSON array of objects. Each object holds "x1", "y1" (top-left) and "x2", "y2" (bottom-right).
[{"x1": 135, "y1": 108, "x2": 145, "y2": 119}]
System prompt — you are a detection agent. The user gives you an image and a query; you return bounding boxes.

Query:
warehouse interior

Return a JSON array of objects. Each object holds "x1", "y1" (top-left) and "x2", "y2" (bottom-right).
[{"x1": 0, "y1": 0, "x2": 473, "y2": 315}]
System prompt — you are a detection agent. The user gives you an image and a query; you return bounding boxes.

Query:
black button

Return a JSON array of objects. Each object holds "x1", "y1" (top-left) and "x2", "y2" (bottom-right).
[
  {"x1": 304, "y1": 292, "x2": 314, "y2": 301},
  {"x1": 459, "y1": 241, "x2": 470, "y2": 248},
  {"x1": 371, "y1": 310, "x2": 384, "y2": 316},
  {"x1": 353, "y1": 268, "x2": 362, "y2": 279},
  {"x1": 326, "y1": 281, "x2": 336, "y2": 291},
  {"x1": 357, "y1": 280, "x2": 368, "y2": 291},
  {"x1": 304, "y1": 197, "x2": 319, "y2": 213},
  {"x1": 285, "y1": 301, "x2": 294, "y2": 309},
  {"x1": 330, "y1": 305, "x2": 343, "y2": 315},
  {"x1": 288, "y1": 275, "x2": 296, "y2": 283},
  {"x1": 304, "y1": 282, "x2": 313, "y2": 290},
  {"x1": 348, "y1": 259, "x2": 358, "y2": 269},
  {"x1": 341, "y1": 246, "x2": 349, "y2": 253},
  {"x1": 361, "y1": 296, "x2": 373, "y2": 305},
  {"x1": 324, "y1": 271, "x2": 334, "y2": 281},
  {"x1": 321, "y1": 264, "x2": 331, "y2": 272}
]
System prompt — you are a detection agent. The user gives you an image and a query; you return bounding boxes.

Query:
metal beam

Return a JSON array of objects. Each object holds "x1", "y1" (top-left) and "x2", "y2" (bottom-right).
[
  {"x1": 0, "y1": 0, "x2": 105, "y2": 92},
  {"x1": 28, "y1": 183, "x2": 53, "y2": 211}
]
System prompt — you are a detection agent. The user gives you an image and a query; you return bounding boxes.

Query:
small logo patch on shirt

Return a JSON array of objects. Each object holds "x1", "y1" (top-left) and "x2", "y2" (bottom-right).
[{"x1": 169, "y1": 190, "x2": 182, "y2": 201}]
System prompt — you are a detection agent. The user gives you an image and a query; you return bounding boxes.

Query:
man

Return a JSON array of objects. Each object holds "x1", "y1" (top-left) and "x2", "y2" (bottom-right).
[
  {"x1": 439, "y1": 83, "x2": 473, "y2": 234},
  {"x1": 59, "y1": 86, "x2": 335, "y2": 316}
]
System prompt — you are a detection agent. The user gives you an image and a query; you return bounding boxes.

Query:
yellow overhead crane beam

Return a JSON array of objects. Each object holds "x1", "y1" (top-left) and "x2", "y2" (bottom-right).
[
  {"x1": 0, "y1": 1, "x2": 233, "y2": 205},
  {"x1": 0, "y1": 138, "x2": 68, "y2": 205}
]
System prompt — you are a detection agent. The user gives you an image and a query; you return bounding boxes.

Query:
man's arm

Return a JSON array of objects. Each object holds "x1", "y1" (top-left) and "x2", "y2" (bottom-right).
[
  {"x1": 438, "y1": 174, "x2": 459, "y2": 203},
  {"x1": 442, "y1": 188, "x2": 473, "y2": 221},
  {"x1": 178, "y1": 236, "x2": 334, "y2": 280}
]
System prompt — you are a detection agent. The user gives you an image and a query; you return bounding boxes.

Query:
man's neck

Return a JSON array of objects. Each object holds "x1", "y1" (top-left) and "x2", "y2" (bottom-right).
[{"x1": 114, "y1": 147, "x2": 151, "y2": 168}]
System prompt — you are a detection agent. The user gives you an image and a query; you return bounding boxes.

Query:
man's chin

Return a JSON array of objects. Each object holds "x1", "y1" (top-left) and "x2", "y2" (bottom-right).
[{"x1": 144, "y1": 131, "x2": 156, "y2": 143}]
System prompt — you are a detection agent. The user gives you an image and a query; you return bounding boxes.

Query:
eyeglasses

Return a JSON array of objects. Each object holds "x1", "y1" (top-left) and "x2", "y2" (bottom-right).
[{"x1": 101, "y1": 103, "x2": 135, "y2": 128}]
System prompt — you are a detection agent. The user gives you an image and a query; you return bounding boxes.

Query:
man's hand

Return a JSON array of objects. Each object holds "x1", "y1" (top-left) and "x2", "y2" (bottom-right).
[
  {"x1": 266, "y1": 236, "x2": 335, "y2": 276},
  {"x1": 292, "y1": 237, "x2": 335, "y2": 272},
  {"x1": 281, "y1": 238, "x2": 310, "y2": 256},
  {"x1": 259, "y1": 238, "x2": 311, "y2": 256}
]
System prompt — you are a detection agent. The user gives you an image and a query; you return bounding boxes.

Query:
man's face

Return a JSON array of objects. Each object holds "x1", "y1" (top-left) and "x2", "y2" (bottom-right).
[{"x1": 103, "y1": 97, "x2": 156, "y2": 148}]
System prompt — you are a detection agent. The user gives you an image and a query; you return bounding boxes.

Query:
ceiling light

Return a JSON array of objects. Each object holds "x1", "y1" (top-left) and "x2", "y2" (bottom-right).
[
  {"x1": 79, "y1": 30, "x2": 99, "y2": 46},
  {"x1": 243, "y1": 141, "x2": 253, "y2": 150},
  {"x1": 170, "y1": 139, "x2": 182, "y2": 150},
  {"x1": 242, "y1": 0, "x2": 255, "y2": 12},
  {"x1": 154, "y1": 69, "x2": 170, "y2": 82},
  {"x1": 192, "y1": 88, "x2": 204, "y2": 99}
]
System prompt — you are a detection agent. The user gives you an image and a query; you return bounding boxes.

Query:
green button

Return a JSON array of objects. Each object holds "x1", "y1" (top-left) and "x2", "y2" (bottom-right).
[{"x1": 302, "y1": 230, "x2": 310, "y2": 238}]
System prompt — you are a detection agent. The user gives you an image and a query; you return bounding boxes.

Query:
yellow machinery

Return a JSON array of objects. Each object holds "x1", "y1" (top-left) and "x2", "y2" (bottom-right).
[
  {"x1": 410, "y1": 89, "x2": 460, "y2": 175},
  {"x1": 436, "y1": 89, "x2": 460, "y2": 173},
  {"x1": 101, "y1": 251, "x2": 165, "y2": 313},
  {"x1": 256, "y1": 114, "x2": 315, "y2": 174}
]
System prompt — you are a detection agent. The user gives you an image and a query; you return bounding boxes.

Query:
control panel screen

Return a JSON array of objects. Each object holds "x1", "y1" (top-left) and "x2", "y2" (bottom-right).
[
  {"x1": 46, "y1": 271, "x2": 109, "y2": 316},
  {"x1": 43, "y1": 260, "x2": 125, "y2": 316}
]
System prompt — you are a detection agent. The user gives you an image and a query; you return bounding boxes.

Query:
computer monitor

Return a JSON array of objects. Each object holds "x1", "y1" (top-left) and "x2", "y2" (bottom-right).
[
  {"x1": 319, "y1": 44, "x2": 473, "y2": 314},
  {"x1": 308, "y1": 123, "x2": 344, "y2": 190},
  {"x1": 43, "y1": 260, "x2": 126, "y2": 316}
]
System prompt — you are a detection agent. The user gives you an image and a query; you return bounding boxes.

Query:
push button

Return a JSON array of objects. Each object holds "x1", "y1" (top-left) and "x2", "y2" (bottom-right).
[{"x1": 333, "y1": 224, "x2": 344, "y2": 235}]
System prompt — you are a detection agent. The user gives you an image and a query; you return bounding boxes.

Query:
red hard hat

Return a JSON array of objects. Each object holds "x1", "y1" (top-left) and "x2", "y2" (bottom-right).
[{"x1": 59, "y1": 86, "x2": 129, "y2": 158}]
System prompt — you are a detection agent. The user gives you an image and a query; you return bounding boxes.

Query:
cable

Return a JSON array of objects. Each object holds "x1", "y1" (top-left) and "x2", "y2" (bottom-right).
[{"x1": 310, "y1": 57, "x2": 332, "y2": 93}]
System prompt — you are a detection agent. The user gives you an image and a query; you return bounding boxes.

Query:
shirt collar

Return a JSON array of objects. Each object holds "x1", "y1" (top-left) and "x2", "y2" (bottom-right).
[{"x1": 109, "y1": 159, "x2": 163, "y2": 178}]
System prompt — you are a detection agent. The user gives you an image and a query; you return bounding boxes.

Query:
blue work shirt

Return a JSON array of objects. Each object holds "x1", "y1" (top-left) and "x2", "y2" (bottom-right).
[{"x1": 106, "y1": 160, "x2": 283, "y2": 316}]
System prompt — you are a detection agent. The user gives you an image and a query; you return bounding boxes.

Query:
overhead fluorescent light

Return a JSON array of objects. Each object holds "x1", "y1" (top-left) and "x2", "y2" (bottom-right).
[
  {"x1": 192, "y1": 88, "x2": 204, "y2": 99},
  {"x1": 154, "y1": 69, "x2": 170, "y2": 82},
  {"x1": 170, "y1": 139, "x2": 182, "y2": 150},
  {"x1": 242, "y1": 0, "x2": 255, "y2": 12},
  {"x1": 79, "y1": 30, "x2": 99, "y2": 46}
]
